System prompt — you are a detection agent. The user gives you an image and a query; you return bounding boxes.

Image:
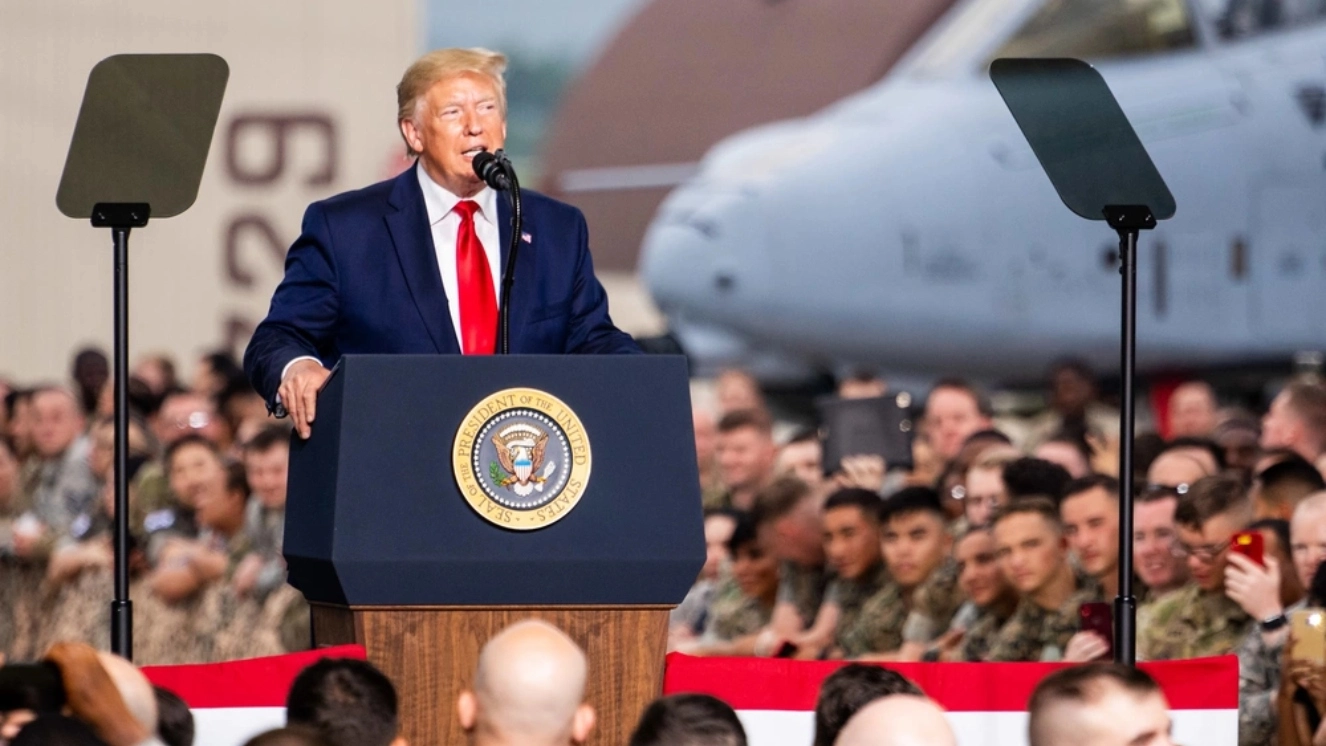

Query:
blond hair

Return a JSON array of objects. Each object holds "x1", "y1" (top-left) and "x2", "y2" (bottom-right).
[
  {"x1": 969, "y1": 444, "x2": 1022, "y2": 475},
  {"x1": 396, "y1": 48, "x2": 507, "y2": 151}
]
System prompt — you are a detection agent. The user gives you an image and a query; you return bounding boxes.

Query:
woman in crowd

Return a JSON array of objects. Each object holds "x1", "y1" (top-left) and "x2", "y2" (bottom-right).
[{"x1": 677, "y1": 513, "x2": 780, "y2": 656}]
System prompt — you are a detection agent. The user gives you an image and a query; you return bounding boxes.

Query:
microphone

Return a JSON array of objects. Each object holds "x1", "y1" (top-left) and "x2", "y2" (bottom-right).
[{"x1": 472, "y1": 150, "x2": 511, "y2": 191}]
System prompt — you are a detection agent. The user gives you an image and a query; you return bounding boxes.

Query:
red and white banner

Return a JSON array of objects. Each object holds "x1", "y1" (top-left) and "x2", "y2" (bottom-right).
[
  {"x1": 663, "y1": 654, "x2": 1239, "y2": 746},
  {"x1": 143, "y1": 648, "x2": 1237, "y2": 746}
]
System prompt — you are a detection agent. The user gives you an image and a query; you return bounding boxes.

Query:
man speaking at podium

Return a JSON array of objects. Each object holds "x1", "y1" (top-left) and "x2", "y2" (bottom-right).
[{"x1": 244, "y1": 48, "x2": 639, "y2": 437}]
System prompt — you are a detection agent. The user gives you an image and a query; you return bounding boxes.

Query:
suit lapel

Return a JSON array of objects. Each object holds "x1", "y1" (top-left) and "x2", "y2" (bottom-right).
[{"x1": 385, "y1": 165, "x2": 459, "y2": 354}]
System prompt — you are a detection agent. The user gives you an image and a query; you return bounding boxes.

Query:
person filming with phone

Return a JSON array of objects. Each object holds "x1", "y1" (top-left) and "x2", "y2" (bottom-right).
[{"x1": 1236, "y1": 491, "x2": 1326, "y2": 745}]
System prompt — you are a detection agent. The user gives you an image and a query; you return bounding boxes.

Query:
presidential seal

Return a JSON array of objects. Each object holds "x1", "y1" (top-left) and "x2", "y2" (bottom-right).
[{"x1": 452, "y1": 388, "x2": 591, "y2": 530}]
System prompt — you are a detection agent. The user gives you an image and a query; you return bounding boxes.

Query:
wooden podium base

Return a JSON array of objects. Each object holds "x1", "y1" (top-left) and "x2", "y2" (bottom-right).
[{"x1": 311, "y1": 604, "x2": 671, "y2": 746}]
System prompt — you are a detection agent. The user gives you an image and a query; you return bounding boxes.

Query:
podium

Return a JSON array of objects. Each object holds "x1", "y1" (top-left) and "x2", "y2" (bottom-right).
[{"x1": 284, "y1": 354, "x2": 703, "y2": 746}]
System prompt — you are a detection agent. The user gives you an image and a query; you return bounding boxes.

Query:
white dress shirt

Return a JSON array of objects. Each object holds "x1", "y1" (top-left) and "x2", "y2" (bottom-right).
[
  {"x1": 281, "y1": 165, "x2": 503, "y2": 381},
  {"x1": 416, "y1": 163, "x2": 503, "y2": 345}
]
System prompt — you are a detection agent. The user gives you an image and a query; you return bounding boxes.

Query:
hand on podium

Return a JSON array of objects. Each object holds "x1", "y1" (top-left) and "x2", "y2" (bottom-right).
[{"x1": 281, "y1": 359, "x2": 332, "y2": 438}]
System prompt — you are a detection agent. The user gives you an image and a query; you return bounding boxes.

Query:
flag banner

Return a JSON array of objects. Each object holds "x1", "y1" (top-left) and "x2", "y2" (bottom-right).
[
  {"x1": 663, "y1": 653, "x2": 1239, "y2": 746},
  {"x1": 141, "y1": 647, "x2": 1238, "y2": 746}
]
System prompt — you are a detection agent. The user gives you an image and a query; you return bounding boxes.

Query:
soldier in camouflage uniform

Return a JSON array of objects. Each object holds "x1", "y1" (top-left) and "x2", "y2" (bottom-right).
[
  {"x1": 986, "y1": 498, "x2": 1103, "y2": 661},
  {"x1": 927, "y1": 526, "x2": 1019, "y2": 661},
  {"x1": 804, "y1": 488, "x2": 887, "y2": 658},
  {"x1": 833, "y1": 563, "x2": 898, "y2": 657},
  {"x1": 1138, "y1": 475, "x2": 1255, "y2": 661},
  {"x1": 752, "y1": 476, "x2": 833, "y2": 638}
]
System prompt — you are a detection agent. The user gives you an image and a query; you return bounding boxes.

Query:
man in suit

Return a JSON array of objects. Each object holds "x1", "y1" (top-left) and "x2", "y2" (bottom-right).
[{"x1": 244, "y1": 48, "x2": 638, "y2": 438}]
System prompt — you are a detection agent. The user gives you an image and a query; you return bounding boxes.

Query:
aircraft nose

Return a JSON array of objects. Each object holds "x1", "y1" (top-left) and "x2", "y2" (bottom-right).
[{"x1": 639, "y1": 187, "x2": 773, "y2": 328}]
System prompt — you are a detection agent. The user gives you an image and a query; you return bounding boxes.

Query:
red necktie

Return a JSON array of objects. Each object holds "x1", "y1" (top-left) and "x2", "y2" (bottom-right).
[{"x1": 453, "y1": 200, "x2": 497, "y2": 355}]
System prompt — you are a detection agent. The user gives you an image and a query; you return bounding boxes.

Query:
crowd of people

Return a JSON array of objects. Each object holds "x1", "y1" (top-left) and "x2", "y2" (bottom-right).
[
  {"x1": 0, "y1": 619, "x2": 1181, "y2": 746},
  {"x1": 8, "y1": 345, "x2": 1326, "y2": 743},
  {"x1": 675, "y1": 365, "x2": 1326, "y2": 745},
  {"x1": 0, "y1": 348, "x2": 306, "y2": 665}
]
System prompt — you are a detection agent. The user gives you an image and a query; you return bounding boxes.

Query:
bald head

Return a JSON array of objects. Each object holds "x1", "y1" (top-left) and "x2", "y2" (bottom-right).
[
  {"x1": 96, "y1": 652, "x2": 158, "y2": 736},
  {"x1": 460, "y1": 620, "x2": 594, "y2": 746},
  {"x1": 834, "y1": 696, "x2": 955, "y2": 746}
]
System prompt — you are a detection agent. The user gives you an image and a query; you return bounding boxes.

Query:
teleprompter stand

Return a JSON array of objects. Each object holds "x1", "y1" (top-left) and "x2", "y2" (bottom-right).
[
  {"x1": 991, "y1": 58, "x2": 1176, "y2": 666},
  {"x1": 56, "y1": 54, "x2": 228, "y2": 659}
]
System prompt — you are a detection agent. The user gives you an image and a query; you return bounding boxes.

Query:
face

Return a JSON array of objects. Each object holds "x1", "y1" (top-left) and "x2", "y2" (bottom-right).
[
  {"x1": 1041, "y1": 689, "x2": 1174, "y2": 746},
  {"x1": 732, "y1": 537, "x2": 780, "y2": 601},
  {"x1": 1292, "y1": 506, "x2": 1326, "y2": 590},
  {"x1": 194, "y1": 475, "x2": 245, "y2": 530},
  {"x1": 1219, "y1": 428, "x2": 1261, "y2": 477},
  {"x1": 400, "y1": 72, "x2": 506, "y2": 198},
  {"x1": 776, "y1": 439, "x2": 823, "y2": 488},
  {"x1": 925, "y1": 388, "x2": 991, "y2": 461},
  {"x1": 882, "y1": 511, "x2": 951, "y2": 588},
  {"x1": 956, "y1": 530, "x2": 1008, "y2": 608},
  {"x1": 1262, "y1": 391, "x2": 1300, "y2": 451},
  {"x1": 964, "y1": 466, "x2": 1007, "y2": 528},
  {"x1": 31, "y1": 390, "x2": 85, "y2": 458},
  {"x1": 1061, "y1": 486, "x2": 1120, "y2": 580},
  {"x1": 133, "y1": 357, "x2": 170, "y2": 394},
  {"x1": 701, "y1": 513, "x2": 737, "y2": 580},
  {"x1": 1035, "y1": 441, "x2": 1090, "y2": 479},
  {"x1": 1133, "y1": 497, "x2": 1186, "y2": 590},
  {"x1": 156, "y1": 393, "x2": 228, "y2": 447},
  {"x1": 1176, "y1": 512, "x2": 1243, "y2": 592},
  {"x1": 1169, "y1": 386, "x2": 1217, "y2": 438},
  {"x1": 244, "y1": 444, "x2": 289, "y2": 510},
  {"x1": 168, "y1": 442, "x2": 226, "y2": 509},
  {"x1": 823, "y1": 505, "x2": 883, "y2": 581},
  {"x1": 717, "y1": 426, "x2": 775, "y2": 492},
  {"x1": 1146, "y1": 450, "x2": 1212, "y2": 490},
  {"x1": 993, "y1": 512, "x2": 1067, "y2": 596}
]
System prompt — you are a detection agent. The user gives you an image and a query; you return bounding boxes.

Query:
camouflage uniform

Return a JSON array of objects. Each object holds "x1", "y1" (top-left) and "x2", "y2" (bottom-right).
[
  {"x1": 1138, "y1": 584, "x2": 1252, "y2": 661},
  {"x1": 901, "y1": 558, "x2": 964, "y2": 645},
  {"x1": 833, "y1": 564, "x2": 908, "y2": 657},
  {"x1": 985, "y1": 572, "x2": 1101, "y2": 662},
  {"x1": 777, "y1": 560, "x2": 833, "y2": 628},
  {"x1": 1236, "y1": 600, "x2": 1300, "y2": 746},
  {"x1": 242, "y1": 502, "x2": 287, "y2": 601},
  {"x1": 957, "y1": 601, "x2": 1017, "y2": 661},
  {"x1": 700, "y1": 573, "x2": 774, "y2": 642}
]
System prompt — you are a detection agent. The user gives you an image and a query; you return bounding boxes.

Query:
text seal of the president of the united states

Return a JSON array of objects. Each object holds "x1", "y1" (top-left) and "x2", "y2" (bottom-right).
[{"x1": 453, "y1": 387, "x2": 591, "y2": 530}]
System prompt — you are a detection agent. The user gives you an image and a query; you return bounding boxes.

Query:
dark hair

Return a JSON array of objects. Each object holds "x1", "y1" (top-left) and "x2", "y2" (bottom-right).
[
  {"x1": 812, "y1": 664, "x2": 923, "y2": 746},
  {"x1": 823, "y1": 488, "x2": 884, "y2": 522},
  {"x1": 164, "y1": 434, "x2": 220, "y2": 471},
  {"x1": 879, "y1": 487, "x2": 946, "y2": 526},
  {"x1": 1062, "y1": 475, "x2": 1120, "y2": 505},
  {"x1": 750, "y1": 477, "x2": 813, "y2": 528},
  {"x1": 10, "y1": 715, "x2": 107, "y2": 746},
  {"x1": 286, "y1": 658, "x2": 399, "y2": 746},
  {"x1": 992, "y1": 497, "x2": 1063, "y2": 533},
  {"x1": 244, "y1": 423, "x2": 293, "y2": 455},
  {"x1": 926, "y1": 378, "x2": 994, "y2": 419},
  {"x1": 202, "y1": 351, "x2": 246, "y2": 389},
  {"x1": 717, "y1": 409, "x2": 773, "y2": 436},
  {"x1": 1249, "y1": 517, "x2": 1290, "y2": 554},
  {"x1": 963, "y1": 429, "x2": 1013, "y2": 449},
  {"x1": 1162, "y1": 436, "x2": 1226, "y2": 471},
  {"x1": 154, "y1": 686, "x2": 196, "y2": 746},
  {"x1": 1028, "y1": 663, "x2": 1161, "y2": 746},
  {"x1": 243, "y1": 727, "x2": 331, "y2": 746},
  {"x1": 1175, "y1": 475, "x2": 1250, "y2": 530},
  {"x1": 1310, "y1": 559, "x2": 1326, "y2": 606},
  {"x1": 1004, "y1": 458, "x2": 1073, "y2": 505},
  {"x1": 225, "y1": 461, "x2": 250, "y2": 501},
  {"x1": 785, "y1": 427, "x2": 820, "y2": 446},
  {"x1": 1258, "y1": 454, "x2": 1326, "y2": 493},
  {"x1": 0, "y1": 661, "x2": 66, "y2": 714},
  {"x1": 629, "y1": 694, "x2": 747, "y2": 746},
  {"x1": 726, "y1": 512, "x2": 759, "y2": 555}
]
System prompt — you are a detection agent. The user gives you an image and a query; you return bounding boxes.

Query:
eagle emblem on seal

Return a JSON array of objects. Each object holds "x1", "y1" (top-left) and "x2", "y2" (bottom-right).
[{"x1": 491, "y1": 423, "x2": 559, "y2": 497}]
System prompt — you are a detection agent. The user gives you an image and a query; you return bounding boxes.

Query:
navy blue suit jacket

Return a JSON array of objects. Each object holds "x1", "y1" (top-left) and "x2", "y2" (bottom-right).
[{"x1": 244, "y1": 164, "x2": 639, "y2": 407}]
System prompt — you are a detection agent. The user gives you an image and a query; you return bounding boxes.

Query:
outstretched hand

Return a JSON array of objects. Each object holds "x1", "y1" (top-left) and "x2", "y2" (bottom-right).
[{"x1": 280, "y1": 359, "x2": 331, "y2": 439}]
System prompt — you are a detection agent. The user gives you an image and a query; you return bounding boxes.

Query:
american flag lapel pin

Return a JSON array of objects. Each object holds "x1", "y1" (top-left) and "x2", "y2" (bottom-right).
[{"x1": 521, "y1": 231, "x2": 532, "y2": 244}]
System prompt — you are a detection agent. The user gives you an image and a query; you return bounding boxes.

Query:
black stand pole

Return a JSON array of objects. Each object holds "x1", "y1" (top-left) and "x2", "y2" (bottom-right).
[
  {"x1": 1103, "y1": 204, "x2": 1155, "y2": 667},
  {"x1": 92, "y1": 202, "x2": 150, "y2": 660},
  {"x1": 496, "y1": 168, "x2": 522, "y2": 355}
]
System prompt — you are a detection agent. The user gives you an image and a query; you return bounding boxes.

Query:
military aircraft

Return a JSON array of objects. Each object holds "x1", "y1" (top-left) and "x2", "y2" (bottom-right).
[{"x1": 638, "y1": 0, "x2": 1326, "y2": 384}]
